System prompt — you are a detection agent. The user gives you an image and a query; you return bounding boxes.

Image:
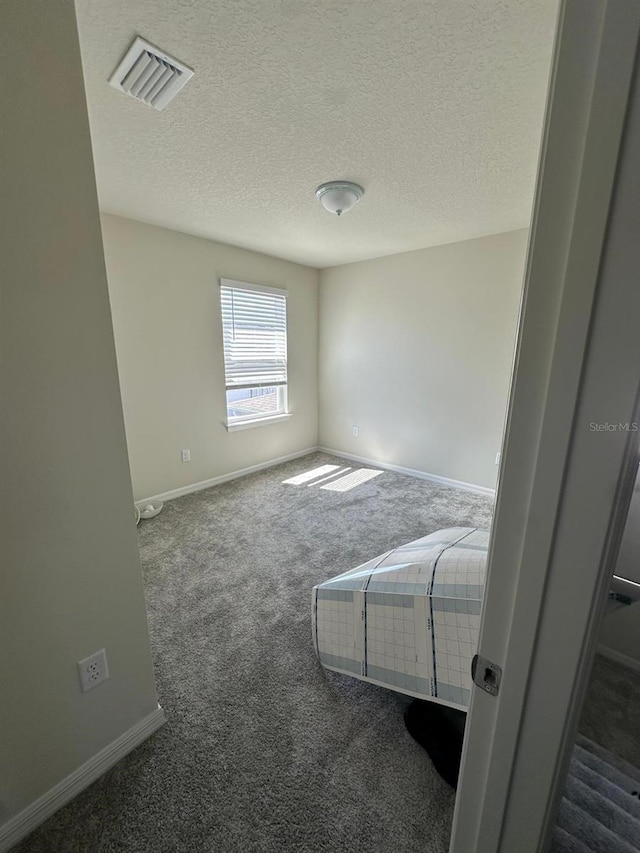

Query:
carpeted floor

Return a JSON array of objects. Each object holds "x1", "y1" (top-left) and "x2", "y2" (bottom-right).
[
  {"x1": 11, "y1": 452, "x2": 640, "y2": 852},
  {"x1": 579, "y1": 655, "x2": 640, "y2": 769},
  {"x1": 552, "y1": 736, "x2": 640, "y2": 852}
]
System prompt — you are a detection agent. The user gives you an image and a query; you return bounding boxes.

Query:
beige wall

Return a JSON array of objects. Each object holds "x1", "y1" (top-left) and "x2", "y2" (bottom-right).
[
  {"x1": 599, "y1": 608, "x2": 640, "y2": 666},
  {"x1": 0, "y1": 0, "x2": 158, "y2": 833},
  {"x1": 101, "y1": 215, "x2": 319, "y2": 501},
  {"x1": 318, "y1": 230, "x2": 528, "y2": 490},
  {"x1": 598, "y1": 471, "x2": 640, "y2": 664}
]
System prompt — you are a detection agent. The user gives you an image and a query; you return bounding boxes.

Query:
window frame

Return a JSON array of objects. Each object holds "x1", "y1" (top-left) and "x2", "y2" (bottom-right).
[{"x1": 219, "y1": 278, "x2": 290, "y2": 430}]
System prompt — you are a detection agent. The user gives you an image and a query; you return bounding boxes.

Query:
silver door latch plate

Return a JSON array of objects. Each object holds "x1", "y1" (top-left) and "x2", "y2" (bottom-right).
[{"x1": 471, "y1": 654, "x2": 502, "y2": 696}]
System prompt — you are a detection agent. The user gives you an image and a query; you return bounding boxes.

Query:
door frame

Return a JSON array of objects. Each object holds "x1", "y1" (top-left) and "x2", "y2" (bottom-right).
[{"x1": 450, "y1": 1, "x2": 640, "y2": 851}]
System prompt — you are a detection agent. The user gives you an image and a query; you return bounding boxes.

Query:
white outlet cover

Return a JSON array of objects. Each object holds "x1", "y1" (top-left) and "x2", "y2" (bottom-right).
[{"x1": 78, "y1": 648, "x2": 109, "y2": 693}]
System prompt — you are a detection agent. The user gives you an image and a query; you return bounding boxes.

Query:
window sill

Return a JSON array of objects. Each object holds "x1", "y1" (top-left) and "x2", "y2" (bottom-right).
[{"x1": 225, "y1": 413, "x2": 292, "y2": 432}]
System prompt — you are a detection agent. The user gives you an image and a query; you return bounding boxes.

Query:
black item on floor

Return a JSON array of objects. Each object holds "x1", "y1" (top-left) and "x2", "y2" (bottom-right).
[{"x1": 404, "y1": 699, "x2": 467, "y2": 789}]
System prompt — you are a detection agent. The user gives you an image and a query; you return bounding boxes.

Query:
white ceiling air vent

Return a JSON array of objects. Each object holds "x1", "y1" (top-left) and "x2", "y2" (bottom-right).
[{"x1": 108, "y1": 36, "x2": 194, "y2": 111}]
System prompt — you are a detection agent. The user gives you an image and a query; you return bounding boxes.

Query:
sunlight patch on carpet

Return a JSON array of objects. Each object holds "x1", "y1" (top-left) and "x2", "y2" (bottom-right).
[
  {"x1": 321, "y1": 468, "x2": 383, "y2": 492},
  {"x1": 282, "y1": 464, "x2": 340, "y2": 485}
]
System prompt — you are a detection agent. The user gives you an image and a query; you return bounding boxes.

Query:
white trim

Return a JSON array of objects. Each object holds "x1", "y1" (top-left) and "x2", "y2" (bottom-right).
[
  {"x1": 0, "y1": 706, "x2": 165, "y2": 853},
  {"x1": 225, "y1": 412, "x2": 292, "y2": 432},
  {"x1": 219, "y1": 277, "x2": 287, "y2": 297},
  {"x1": 135, "y1": 446, "x2": 319, "y2": 506},
  {"x1": 318, "y1": 446, "x2": 496, "y2": 498},
  {"x1": 136, "y1": 445, "x2": 493, "y2": 508},
  {"x1": 451, "y1": 3, "x2": 640, "y2": 849},
  {"x1": 597, "y1": 644, "x2": 640, "y2": 675}
]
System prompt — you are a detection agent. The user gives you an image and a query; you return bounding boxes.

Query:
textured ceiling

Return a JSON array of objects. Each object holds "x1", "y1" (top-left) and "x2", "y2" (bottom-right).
[{"x1": 75, "y1": 0, "x2": 558, "y2": 268}]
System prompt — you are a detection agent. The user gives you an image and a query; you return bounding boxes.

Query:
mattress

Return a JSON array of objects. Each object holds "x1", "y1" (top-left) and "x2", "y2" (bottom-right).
[{"x1": 312, "y1": 527, "x2": 489, "y2": 712}]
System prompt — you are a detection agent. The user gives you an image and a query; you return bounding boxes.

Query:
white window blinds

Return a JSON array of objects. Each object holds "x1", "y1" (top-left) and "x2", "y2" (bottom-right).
[{"x1": 220, "y1": 280, "x2": 288, "y2": 389}]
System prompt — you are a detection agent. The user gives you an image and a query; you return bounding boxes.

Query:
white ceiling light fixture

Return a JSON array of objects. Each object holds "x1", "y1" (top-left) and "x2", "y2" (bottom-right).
[{"x1": 315, "y1": 181, "x2": 364, "y2": 216}]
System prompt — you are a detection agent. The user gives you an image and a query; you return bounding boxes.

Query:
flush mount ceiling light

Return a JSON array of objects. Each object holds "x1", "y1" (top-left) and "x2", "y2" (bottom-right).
[{"x1": 315, "y1": 181, "x2": 364, "y2": 216}]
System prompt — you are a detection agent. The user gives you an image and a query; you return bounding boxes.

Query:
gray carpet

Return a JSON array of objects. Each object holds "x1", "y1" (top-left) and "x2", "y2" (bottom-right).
[
  {"x1": 579, "y1": 655, "x2": 640, "y2": 769},
  {"x1": 549, "y1": 654, "x2": 640, "y2": 852},
  {"x1": 13, "y1": 452, "x2": 493, "y2": 852},
  {"x1": 11, "y1": 451, "x2": 640, "y2": 852},
  {"x1": 552, "y1": 736, "x2": 640, "y2": 853}
]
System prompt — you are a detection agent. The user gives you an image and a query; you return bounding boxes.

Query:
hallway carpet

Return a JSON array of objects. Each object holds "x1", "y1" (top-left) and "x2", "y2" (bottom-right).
[
  {"x1": 580, "y1": 654, "x2": 640, "y2": 769},
  {"x1": 552, "y1": 736, "x2": 640, "y2": 853}
]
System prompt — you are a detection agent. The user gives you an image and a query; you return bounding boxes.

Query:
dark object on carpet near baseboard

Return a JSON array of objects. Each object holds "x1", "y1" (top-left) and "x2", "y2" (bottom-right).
[{"x1": 404, "y1": 699, "x2": 466, "y2": 789}]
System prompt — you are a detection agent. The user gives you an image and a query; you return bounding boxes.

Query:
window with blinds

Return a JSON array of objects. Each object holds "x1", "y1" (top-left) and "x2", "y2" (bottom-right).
[{"x1": 220, "y1": 279, "x2": 288, "y2": 425}]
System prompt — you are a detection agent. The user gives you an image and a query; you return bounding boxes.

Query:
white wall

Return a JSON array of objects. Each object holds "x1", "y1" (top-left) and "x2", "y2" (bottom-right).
[
  {"x1": 100, "y1": 215, "x2": 319, "y2": 501},
  {"x1": 0, "y1": 0, "x2": 159, "y2": 836},
  {"x1": 599, "y1": 608, "x2": 640, "y2": 668},
  {"x1": 612, "y1": 469, "x2": 640, "y2": 587},
  {"x1": 599, "y1": 467, "x2": 640, "y2": 665},
  {"x1": 318, "y1": 230, "x2": 528, "y2": 489}
]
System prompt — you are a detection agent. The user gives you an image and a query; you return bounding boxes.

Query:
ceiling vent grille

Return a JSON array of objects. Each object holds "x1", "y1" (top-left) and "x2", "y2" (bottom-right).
[{"x1": 108, "y1": 36, "x2": 194, "y2": 111}]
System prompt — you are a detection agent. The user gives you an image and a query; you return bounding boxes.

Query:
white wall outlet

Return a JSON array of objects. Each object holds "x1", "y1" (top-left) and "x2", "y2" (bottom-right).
[
  {"x1": 78, "y1": 648, "x2": 109, "y2": 693},
  {"x1": 181, "y1": 449, "x2": 191, "y2": 462},
  {"x1": 352, "y1": 426, "x2": 360, "y2": 437},
  {"x1": 495, "y1": 451, "x2": 501, "y2": 466}
]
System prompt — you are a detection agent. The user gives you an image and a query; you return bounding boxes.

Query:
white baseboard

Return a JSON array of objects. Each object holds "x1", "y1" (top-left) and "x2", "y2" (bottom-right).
[
  {"x1": 596, "y1": 643, "x2": 640, "y2": 674},
  {"x1": 136, "y1": 444, "x2": 495, "y2": 506},
  {"x1": 318, "y1": 446, "x2": 496, "y2": 498},
  {"x1": 136, "y1": 446, "x2": 319, "y2": 506},
  {"x1": 0, "y1": 706, "x2": 166, "y2": 852}
]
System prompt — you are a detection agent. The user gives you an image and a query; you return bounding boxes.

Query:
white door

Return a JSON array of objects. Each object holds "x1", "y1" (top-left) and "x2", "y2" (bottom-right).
[{"x1": 450, "y1": 1, "x2": 640, "y2": 851}]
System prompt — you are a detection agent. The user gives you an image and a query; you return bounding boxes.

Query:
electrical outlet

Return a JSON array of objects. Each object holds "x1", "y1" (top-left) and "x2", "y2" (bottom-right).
[
  {"x1": 181, "y1": 449, "x2": 191, "y2": 462},
  {"x1": 78, "y1": 648, "x2": 109, "y2": 693},
  {"x1": 495, "y1": 451, "x2": 501, "y2": 466},
  {"x1": 352, "y1": 426, "x2": 360, "y2": 437}
]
